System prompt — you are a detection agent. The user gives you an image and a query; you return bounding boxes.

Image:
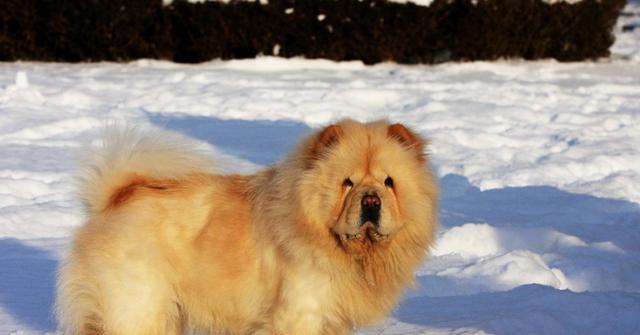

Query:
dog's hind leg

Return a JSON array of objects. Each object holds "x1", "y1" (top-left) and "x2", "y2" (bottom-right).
[
  {"x1": 57, "y1": 269, "x2": 184, "y2": 335},
  {"x1": 57, "y1": 244, "x2": 184, "y2": 335}
]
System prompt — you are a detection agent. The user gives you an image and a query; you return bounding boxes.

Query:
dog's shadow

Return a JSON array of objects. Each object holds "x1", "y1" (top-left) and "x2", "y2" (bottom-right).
[
  {"x1": 0, "y1": 238, "x2": 58, "y2": 332},
  {"x1": 395, "y1": 284, "x2": 640, "y2": 334},
  {"x1": 392, "y1": 174, "x2": 640, "y2": 334},
  {"x1": 147, "y1": 113, "x2": 312, "y2": 166}
]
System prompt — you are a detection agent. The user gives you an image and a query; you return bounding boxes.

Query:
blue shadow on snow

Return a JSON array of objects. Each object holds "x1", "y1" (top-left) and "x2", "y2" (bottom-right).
[
  {"x1": 439, "y1": 174, "x2": 640, "y2": 250},
  {"x1": 395, "y1": 175, "x2": 640, "y2": 334},
  {"x1": 396, "y1": 284, "x2": 640, "y2": 334},
  {"x1": 0, "y1": 238, "x2": 58, "y2": 332},
  {"x1": 147, "y1": 113, "x2": 312, "y2": 166}
]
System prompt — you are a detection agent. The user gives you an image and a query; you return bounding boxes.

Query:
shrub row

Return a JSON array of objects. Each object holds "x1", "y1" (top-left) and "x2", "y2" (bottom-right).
[{"x1": 0, "y1": 0, "x2": 627, "y2": 64}]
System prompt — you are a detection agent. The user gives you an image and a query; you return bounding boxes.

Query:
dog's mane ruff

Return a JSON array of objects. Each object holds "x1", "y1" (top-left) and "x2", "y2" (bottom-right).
[
  {"x1": 327, "y1": 188, "x2": 437, "y2": 326},
  {"x1": 78, "y1": 126, "x2": 214, "y2": 214}
]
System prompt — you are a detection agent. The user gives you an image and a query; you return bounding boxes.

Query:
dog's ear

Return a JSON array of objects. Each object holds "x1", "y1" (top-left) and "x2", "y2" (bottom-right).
[
  {"x1": 388, "y1": 123, "x2": 426, "y2": 161},
  {"x1": 308, "y1": 124, "x2": 343, "y2": 160}
]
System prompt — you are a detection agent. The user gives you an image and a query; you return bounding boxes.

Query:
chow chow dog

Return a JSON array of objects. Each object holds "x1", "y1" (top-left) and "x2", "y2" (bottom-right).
[{"x1": 56, "y1": 119, "x2": 438, "y2": 335}]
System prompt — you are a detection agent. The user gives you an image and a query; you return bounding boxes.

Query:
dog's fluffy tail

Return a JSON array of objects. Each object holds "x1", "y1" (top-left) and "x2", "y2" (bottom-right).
[{"x1": 79, "y1": 126, "x2": 214, "y2": 214}]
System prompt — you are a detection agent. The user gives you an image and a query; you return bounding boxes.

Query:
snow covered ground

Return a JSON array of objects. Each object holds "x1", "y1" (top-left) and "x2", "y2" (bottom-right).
[{"x1": 1, "y1": 4, "x2": 639, "y2": 335}]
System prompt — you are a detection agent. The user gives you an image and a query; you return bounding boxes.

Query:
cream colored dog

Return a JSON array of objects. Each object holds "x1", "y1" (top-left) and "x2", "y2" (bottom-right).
[{"x1": 56, "y1": 120, "x2": 438, "y2": 335}]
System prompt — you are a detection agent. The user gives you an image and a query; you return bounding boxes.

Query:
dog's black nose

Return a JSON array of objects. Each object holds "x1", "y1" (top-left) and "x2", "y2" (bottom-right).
[{"x1": 361, "y1": 194, "x2": 381, "y2": 225}]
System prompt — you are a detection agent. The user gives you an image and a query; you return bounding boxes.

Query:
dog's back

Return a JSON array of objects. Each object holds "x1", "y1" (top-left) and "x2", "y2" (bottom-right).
[{"x1": 56, "y1": 128, "x2": 273, "y2": 334}]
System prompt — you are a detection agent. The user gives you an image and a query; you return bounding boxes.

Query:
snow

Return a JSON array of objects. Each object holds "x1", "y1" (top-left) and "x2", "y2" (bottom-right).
[{"x1": 1, "y1": 4, "x2": 640, "y2": 335}]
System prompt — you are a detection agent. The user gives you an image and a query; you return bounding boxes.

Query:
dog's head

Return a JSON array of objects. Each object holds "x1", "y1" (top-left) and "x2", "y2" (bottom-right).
[{"x1": 295, "y1": 120, "x2": 437, "y2": 256}]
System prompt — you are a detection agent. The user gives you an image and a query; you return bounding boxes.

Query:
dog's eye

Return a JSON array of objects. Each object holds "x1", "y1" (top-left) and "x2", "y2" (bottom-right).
[
  {"x1": 343, "y1": 178, "x2": 354, "y2": 187},
  {"x1": 384, "y1": 177, "x2": 394, "y2": 188}
]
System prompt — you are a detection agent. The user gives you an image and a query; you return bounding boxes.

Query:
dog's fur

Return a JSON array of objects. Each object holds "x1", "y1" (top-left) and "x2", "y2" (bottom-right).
[{"x1": 56, "y1": 120, "x2": 438, "y2": 335}]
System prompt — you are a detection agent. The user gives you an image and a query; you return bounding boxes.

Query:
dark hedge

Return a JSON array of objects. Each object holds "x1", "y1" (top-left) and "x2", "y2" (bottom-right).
[{"x1": 0, "y1": 0, "x2": 627, "y2": 64}]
